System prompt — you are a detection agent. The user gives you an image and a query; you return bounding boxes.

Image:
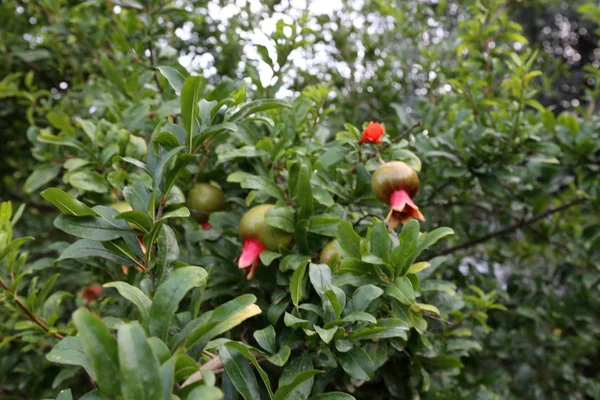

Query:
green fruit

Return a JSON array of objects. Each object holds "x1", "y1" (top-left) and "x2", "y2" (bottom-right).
[
  {"x1": 239, "y1": 204, "x2": 293, "y2": 251},
  {"x1": 111, "y1": 201, "x2": 132, "y2": 214},
  {"x1": 371, "y1": 161, "x2": 420, "y2": 204},
  {"x1": 320, "y1": 240, "x2": 342, "y2": 266},
  {"x1": 187, "y1": 183, "x2": 226, "y2": 223}
]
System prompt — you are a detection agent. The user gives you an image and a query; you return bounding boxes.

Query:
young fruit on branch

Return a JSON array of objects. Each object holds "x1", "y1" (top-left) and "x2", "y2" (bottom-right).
[
  {"x1": 371, "y1": 161, "x2": 425, "y2": 231},
  {"x1": 238, "y1": 204, "x2": 293, "y2": 279},
  {"x1": 187, "y1": 183, "x2": 225, "y2": 230},
  {"x1": 320, "y1": 240, "x2": 342, "y2": 270}
]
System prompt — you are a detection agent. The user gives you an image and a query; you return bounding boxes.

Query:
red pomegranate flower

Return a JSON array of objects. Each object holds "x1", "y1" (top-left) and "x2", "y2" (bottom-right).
[{"x1": 360, "y1": 122, "x2": 385, "y2": 143}]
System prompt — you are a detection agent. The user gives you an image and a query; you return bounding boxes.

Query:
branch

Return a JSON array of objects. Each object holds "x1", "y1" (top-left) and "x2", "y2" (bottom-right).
[
  {"x1": 0, "y1": 278, "x2": 64, "y2": 340},
  {"x1": 428, "y1": 198, "x2": 587, "y2": 258}
]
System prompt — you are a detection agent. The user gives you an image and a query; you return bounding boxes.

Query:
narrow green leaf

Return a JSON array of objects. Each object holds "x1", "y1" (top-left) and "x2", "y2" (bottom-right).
[
  {"x1": 335, "y1": 347, "x2": 375, "y2": 380},
  {"x1": 335, "y1": 221, "x2": 361, "y2": 259},
  {"x1": 73, "y1": 309, "x2": 121, "y2": 397},
  {"x1": 41, "y1": 188, "x2": 99, "y2": 216},
  {"x1": 385, "y1": 277, "x2": 416, "y2": 305},
  {"x1": 58, "y1": 239, "x2": 135, "y2": 266},
  {"x1": 181, "y1": 76, "x2": 205, "y2": 152},
  {"x1": 273, "y1": 370, "x2": 322, "y2": 400},
  {"x1": 149, "y1": 267, "x2": 208, "y2": 340},
  {"x1": 117, "y1": 322, "x2": 163, "y2": 400},
  {"x1": 156, "y1": 66, "x2": 186, "y2": 93},
  {"x1": 104, "y1": 282, "x2": 152, "y2": 326},
  {"x1": 253, "y1": 325, "x2": 277, "y2": 353},
  {"x1": 290, "y1": 262, "x2": 308, "y2": 307},
  {"x1": 219, "y1": 344, "x2": 261, "y2": 400},
  {"x1": 225, "y1": 342, "x2": 273, "y2": 399}
]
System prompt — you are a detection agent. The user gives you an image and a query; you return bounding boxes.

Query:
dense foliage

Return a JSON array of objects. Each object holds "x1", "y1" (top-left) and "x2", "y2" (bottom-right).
[{"x1": 1, "y1": 1, "x2": 599, "y2": 399}]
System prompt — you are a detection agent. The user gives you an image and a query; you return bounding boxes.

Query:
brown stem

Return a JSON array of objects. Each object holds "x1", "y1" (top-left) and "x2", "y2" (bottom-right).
[
  {"x1": 0, "y1": 278, "x2": 64, "y2": 339},
  {"x1": 427, "y1": 198, "x2": 586, "y2": 258}
]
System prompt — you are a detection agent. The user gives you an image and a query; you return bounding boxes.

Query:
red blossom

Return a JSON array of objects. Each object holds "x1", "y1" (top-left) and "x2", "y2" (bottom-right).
[
  {"x1": 359, "y1": 122, "x2": 385, "y2": 143},
  {"x1": 81, "y1": 284, "x2": 102, "y2": 303},
  {"x1": 201, "y1": 221, "x2": 212, "y2": 230}
]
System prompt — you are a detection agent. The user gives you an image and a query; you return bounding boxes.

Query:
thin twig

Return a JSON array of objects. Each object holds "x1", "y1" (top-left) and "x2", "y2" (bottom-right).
[
  {"x1": 427, "y1": 198, "x2": 587, "y2": 258},
  {"x1": 0, "y1": 279, "x2": 64, "y2": 339}
]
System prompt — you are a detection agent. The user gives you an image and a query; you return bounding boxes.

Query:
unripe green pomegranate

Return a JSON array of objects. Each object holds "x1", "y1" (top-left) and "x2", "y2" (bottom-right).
[
  {"x1": 187, "y1": 183, "x2": 226, "y2": 228},
  {"x1": 238, "y1": 204, "x2": 293, "y2": 279},
  {"x1": 371, "y1": 161, "x2": 424, "y2": 229},
  {"x1": 320, "y1": 240, "x2": 342, "y2": 269}
]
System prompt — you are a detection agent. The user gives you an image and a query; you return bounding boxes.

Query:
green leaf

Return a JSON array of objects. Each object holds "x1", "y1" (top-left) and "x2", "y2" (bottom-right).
[
  {"x1": 227, "y1": 172, "x2": 285, "y2": 201},
  {"x1": 117, "y1": 322, "x2": 163, "y2": 400},
  {"x1": 58, "y1": 239, "x2": 135, "y2": 265},
  {"x1": 159, "y1": 358, "x2": 175, "y2": 400},
  {"x1": 24, "y1": 164, "x2": 61, "y2": 193},
  {"x1": 153, "y1": 130, "x2": 181, "y2": 151},
  {"x1": 149, "y1": 266, "x2": 208, "y2": 340},
  {"x1": 351, "y1": 285, "x2": 383, "y2": 312},
  {"x1": 156, "y1": 66, "x2": 186, "y2": 93},
  {"x1": 425, "y1": 355, "x2": 464, "y2": 371},
  {"x1": 54, "y1": 215, "x2": 135, "y2": 241},
  {"x1": 273, "y1": 370, "x2": 322, "y2": 400},
  {"x1": 391, "y1": 219, "x2": 420, "y2": 275},
  {"x1": 385, "y1": 277, "x2": 416, "y2": 305},
  {"x1": 324, "y1": 289, "x2": 343, "y2": 319},
  {"x1": 335, "y1": 347, "x2": 375, "y2": 380},
  {"x1": 114, "y1": 210, "x2": 153, "y2": 232},
  {"x1": 265, "y1": 206, "x2": 295, "y2": 233},
  {"x1": 0, "y1": 236, "x2": 34, "y2": 264},
  {"x1": 314, "y1": 326, "x2": 338, "y2": 344},
  {"x1": 279, "y1": 353, "x2": 315, "y2": 400},
  {"x1": 152, "y1": 146, "x2": 185, "y2": 190},
  {"x1": 308, "y1": 393, "x2": 356, "y2": 400},
  {"x1": 187, "y1": 385, "x2": 224, "y2": 400},
  {"x1": 231, "y1": 99, "x2": 292, "y2": 121},
  {"x1": 370, "y1": 221, "x2": 391, "y2": 263},
  {"x1": 259, "y1": 250, "x2": 282, "y2": 266},
  {"x1": 123, "y1": 183, "x2": 152, "y2": 211},
  {"x1": 41, "y1": 188, "x2": 99, "y2": 216},
  {"x1": 181, "y1": 76, "x2": 205, "y2": 152},
  {"x1": 268, "y1": 345, "x2": 291, "y2": 367},
  {"x1": 253, "y1": 325, "x2": 277, "y2": 353},
  {"x1": 291, "y1": 157, "x2": 314, "y2": 221},
  {"x1": 308, "y1": 263, "x2": 332, "y2": 297},
  {"x1": 104, "y1": 282, "x2": 152, "y2": 326},
  {"x1": 219, "y1": 344, "x2": 261, "y2": 400},
  {"x1": 336, "y1": 258, "x2": 373, "y2": 276},
  {"x1": 415, "y1": 227, "x2": 454, "y2": 256},
  {"x1": 46, "y1": 336, "x2": 96, "y2": 381},
  {"x1": 183, "y1": 294, "x2": 261, "y2": 351},
  {"x1": 73, "y1": 309, "x2": 121, "y2": 397},
  {"x1": 79, "y1": 390, "x2": 109, "y2": 400},
  {"x1": 56, "y1": 389, "x2": 73, "y2": 400},
  {"x1": 69, "y1": 171, "x2": 109, "y2": 193},
  {"x1": 335, "y1": 221, "x2": 361, "y2": 259},
  {"x1": 225, "y1": 342, "x2": 273, "y2": 399},
  {"x1": 147, "y1": 337, "x2": 171, "y2": 364},
  {"x1": 290, "y1": 262, "x2": 308, "y2": 307}
]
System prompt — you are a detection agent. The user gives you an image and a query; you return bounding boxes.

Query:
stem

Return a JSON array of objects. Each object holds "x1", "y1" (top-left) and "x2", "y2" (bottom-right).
[
  {"x1": 0, "y1": 278, "x2": 64, "y2": 340},
  {"x1": 427, "y1": 198, "x2": 586, "y2": 258}
]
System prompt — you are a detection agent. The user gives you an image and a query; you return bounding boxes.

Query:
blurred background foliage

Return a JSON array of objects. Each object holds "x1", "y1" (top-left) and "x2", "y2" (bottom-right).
[{"x1": 1, "y1": 0, "x2": 599, "y2": 399}]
